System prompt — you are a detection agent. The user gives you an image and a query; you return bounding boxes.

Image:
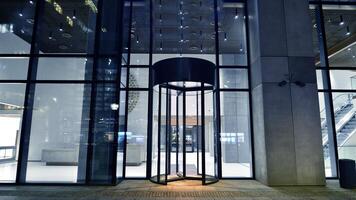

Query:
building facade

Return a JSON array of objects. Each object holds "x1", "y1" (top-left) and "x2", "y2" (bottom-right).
[{"x1": 0, "y1": 0, "x2": 354, "y2": 186}]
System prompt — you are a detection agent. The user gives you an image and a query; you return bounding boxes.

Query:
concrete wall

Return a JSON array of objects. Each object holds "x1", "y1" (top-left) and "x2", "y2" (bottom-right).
[{"x1": 248, "y1": 0, "x2": 326, "y2": 186}]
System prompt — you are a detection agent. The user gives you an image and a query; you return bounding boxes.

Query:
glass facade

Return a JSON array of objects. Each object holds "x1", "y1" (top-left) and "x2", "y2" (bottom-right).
[
  {"x1": 0, "y1": 0, "x2": 252, "y2": 184},
  {"x1": 310, "y1": 1, "x2": 356, "y2": 178}
]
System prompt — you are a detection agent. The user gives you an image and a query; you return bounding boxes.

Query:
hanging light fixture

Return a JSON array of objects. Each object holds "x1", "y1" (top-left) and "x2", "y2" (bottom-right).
[
  {"x1": 234, "y1": 8, "x2": 239, "y2": 19},
  {"x1": 339, "y1": 15, "x2": 345, "y2": 26},
  {"x1": 48, "y1": 31, "x2": 53, "y2": 40},
  {"x1": 224, "y1": 32, "x2": 227, "y2": 41},
  {"x1": 346, "y1": 26, "x2": 351, "y2": 36},
  {"x1": 72, "y1": 9, "x2": 76, "y2": 19},
  {"x1": 59, "y1": 23, "x2": 64, "y2": 32}
]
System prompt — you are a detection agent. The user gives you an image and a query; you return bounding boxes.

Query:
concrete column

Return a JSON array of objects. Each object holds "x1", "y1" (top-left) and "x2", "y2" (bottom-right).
[{"x1": 248, "y1": 0, "x2": 326, "y2": 185}]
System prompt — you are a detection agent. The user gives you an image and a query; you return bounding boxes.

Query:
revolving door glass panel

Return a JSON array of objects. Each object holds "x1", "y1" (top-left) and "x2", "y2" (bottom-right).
[{"x1": 150, "y1": 83, "x2": 218, "y2": 185}]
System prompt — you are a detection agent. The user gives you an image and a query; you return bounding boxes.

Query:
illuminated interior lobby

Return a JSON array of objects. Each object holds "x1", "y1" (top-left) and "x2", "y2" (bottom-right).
[{"x1": 0, "y1": 0, "x2": 356, "y2": 199}]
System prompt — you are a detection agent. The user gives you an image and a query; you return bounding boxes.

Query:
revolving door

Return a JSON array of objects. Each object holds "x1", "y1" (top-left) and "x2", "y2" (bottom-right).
[{"x1": 150, "y1": 58, "x2": 219, "y2": 185}]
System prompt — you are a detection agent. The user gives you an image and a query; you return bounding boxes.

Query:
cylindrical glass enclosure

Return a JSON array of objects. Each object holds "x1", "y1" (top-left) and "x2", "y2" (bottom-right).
[{"x1": 150, "y1": 58, "x2": 218, "y2": 185}]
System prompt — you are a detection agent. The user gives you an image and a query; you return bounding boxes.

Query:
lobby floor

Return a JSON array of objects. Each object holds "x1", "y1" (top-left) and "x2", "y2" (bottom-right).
[{"x1": 0, "y1": 180, "x2": 355, "y2": 200}]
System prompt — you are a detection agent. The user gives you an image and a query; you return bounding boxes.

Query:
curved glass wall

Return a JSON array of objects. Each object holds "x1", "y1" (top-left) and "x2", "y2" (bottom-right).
[{"x1": 150, "y1": 83, "x2": 218, "y2": 185}]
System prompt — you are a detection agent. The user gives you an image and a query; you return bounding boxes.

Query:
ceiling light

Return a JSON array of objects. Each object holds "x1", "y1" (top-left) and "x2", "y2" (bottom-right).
[
  {"x1": 346, "y1": 26, "x2": 351, "y2": 36},
  {"x1": 72, "y1": 10, "x2": 76, "y2": 19},
  {"x1": 136, "y1": 35, "x2": 140, "y2": 43},
  {"x1": 29, "y1": 0, "x2": 34, "y2": 4},
  {"x1": 48, "y1": 31, "x2": 53, "y2": 40},
  {"x1": 224, "y1": 32, "x2": 227, "y2": 41},
  {"x1": 234, "y1": 8, "x2": 239, "y2": 19},
  {"x1": 160, "y1": 42, "x2": 163, "y2": 51},
  {"x1": 19, "y1": 12, "x2": 23, "y2": 17},
  {"x1": 339, "y1": 15, "x2": 344, "y2": 26},
  {"x1": 200, "y1": 44, "x2": 203, "y2": 53},
  {"x1": 348, "y1": 48, "x2": 352, "y2": 51},
  {"x1": 59, "y1": 23, "x2": 64, "y2": 32}
]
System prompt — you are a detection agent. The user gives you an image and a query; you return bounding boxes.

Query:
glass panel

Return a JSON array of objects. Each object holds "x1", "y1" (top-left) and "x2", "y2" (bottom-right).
[
  {"x1": 220, "y1": 68, "x2": 248, "y2": 89},
  {"x1": 117, "y1": 91, "x2": 126, "y2": 179},
  {"x1": 332, "y1": 93, "x2": 356, "y2": 164},
  {"x1": 151, "y1": 87, "x2": 159, "y2": 180},
  {"x1": 121, "y1": 0, "x2": 130, "y2": 65},
  {"x1": 36, "y1": 0, "x2": 97, "y2": 54},
  {"x1": 152, "y1": 0, "x2": 216, "y2": 64},
  {"x1": 330, "y1": 70, "x2": 356, "y2": 90},
  {"x1": 99, "y1": 0, "x2": 124, "y2": 55},
  {"x1": 159, "y1": 88, "x2": 166, "y2": 183},
  {"x1": 26, "y1": 84, "x2": 90, "y2": 183},
  {"x1": 130, "y1": 0, "x2": 150, "y2": 65},
  {"x1": 0, "y1": 1, "x2": 36, "y2": 54},
  {"x1": 204, "y1": 90, "x2": 216, "y2": 182},
  {"x1": 218, "y1": 2, "x2": 247, "y2": 66},
  {"x1": 128, "y1": 68, "x2": 149, "y2": 88},
  {"x1": 36, "y1": 57, "x2": 92, "y2": 80},
  {"x1": 97, "y1": 58, "x2": 118, "y2": 81},
  {"x1": 185, "y1": 92, "x2": 199, "y2": 177},
  {"x1": 323, "y1": 5, "x2": 356, "y2": 68},
  {"x1": 0, "y1": 58, "x2": 29, "y2": 80},
  {"x1": 178, "y1": 93, "x2": 184, "y2": 174},
  {"x1": 318, "y1": 92, "x2": 337, "y2": 177},
  {"x1": 0, "y1": 84, "x2": 26, "y2": 183},
  {"x1": 125, "y1": 91, "x2": 148, "y2": 177},
  {"x1": 220, "y1": 92, "x2": 252, "y2": 177},
  {"x1": 91, "y1": 83, "x2": 118, "y2": 183}
]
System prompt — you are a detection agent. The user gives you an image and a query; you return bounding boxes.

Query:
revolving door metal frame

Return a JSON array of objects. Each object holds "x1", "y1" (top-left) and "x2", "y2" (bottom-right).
[{"x1": 150, "y1": 83, "x2": 218, "y2": 185}]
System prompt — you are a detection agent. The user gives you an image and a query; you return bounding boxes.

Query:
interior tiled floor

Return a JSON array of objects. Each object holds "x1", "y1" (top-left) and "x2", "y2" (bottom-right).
[{"x1": 0, "y1": 180, "x2": 355, "y2": 200}]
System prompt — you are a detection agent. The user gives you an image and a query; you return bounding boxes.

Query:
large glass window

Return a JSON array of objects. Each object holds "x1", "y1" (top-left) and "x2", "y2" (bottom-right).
[
  {"x1": 25, "y1": 84, "x2": 90, "y2": 183},
  {"x1": 311, "y1": 2, "x2": 356, "y2": 178},
  {"x1": 36, "y1": 0, "x2": 98, "y2": 54},
  {"x1": 0, "y1": 1, "x2": 36, "y2": 54},
  {"x1": 0, "y1": 84, "x2": 26, "y2": 182},
  {"x1": 220, "y1": 92, "x2": 252, "y2": 177},
  {"x1": 125, "y1": 91, "x2": 148, "y2": 177}
]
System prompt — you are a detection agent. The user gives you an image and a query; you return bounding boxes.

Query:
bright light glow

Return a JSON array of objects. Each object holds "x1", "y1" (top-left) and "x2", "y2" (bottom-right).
[{"x1": 110, "y1": 103, "x2": 119, "y2": 111}]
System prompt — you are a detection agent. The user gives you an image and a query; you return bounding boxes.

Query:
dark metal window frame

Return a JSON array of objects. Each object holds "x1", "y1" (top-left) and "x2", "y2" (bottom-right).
[{"x1": 0, "y1": 0, "x2": 254, "y2": 185}]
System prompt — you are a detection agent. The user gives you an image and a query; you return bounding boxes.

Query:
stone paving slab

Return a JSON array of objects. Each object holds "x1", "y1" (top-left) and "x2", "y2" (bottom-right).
[{"x1": 0, "y1": 180, "x2": 355, "y2": 200}]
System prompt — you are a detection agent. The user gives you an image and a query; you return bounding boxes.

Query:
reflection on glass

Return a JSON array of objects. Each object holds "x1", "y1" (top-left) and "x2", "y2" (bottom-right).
[
  {"x1": 91, "y1": 83, "x2": 118, "y2": 183},
  {"x1": 36, "y1": 0, "x2": 97, "y2": 54},
  {"x1": 318, "y1": 92, "x2": 337, "y2": 177},
  {"x1": 126, "y1": 91, "x2": 148, "y2": 177},
  {"x1": 220, "y1": 92, "x2": 252, "y2": 177},
  {"x1": 26, "y1": 84, "x2": 90, "y2": 183},
  {"x1": 330, "y1": 70, "x2": 356, "y2": 90},
  {"x1": 0, "y1": 84, "x2": 26, "y2": 182},
  {"x1": 128, "y1": 68, "x2": 149, "y2": 89},
  {"x1": 36, "y1": 57, "x2": 92, "y2": 80},
  {"x1": 0, "y1": 1, "x2": 36, "y2": 54},
  {"x1": 331, "y1": 93, "x2": 356, "y2": 164},
  {"x1": 130, "y1": 0, "x2": 150, "y2": 65},
  {"x1": 218, "y1": 2, "x2": 247, "y2": 66},
  {"x1": 220, "y1": 69, "x2": 248, "y2": 89},
  {"x1": 152, "y1": 0, "x2": 216, "y2": 64},
  {"x1": 323, "y1": 5, "x2": 356, "y2": 68},
  {"x1": 0, "y1": 58, "x2": 29, "y2": 80}
]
